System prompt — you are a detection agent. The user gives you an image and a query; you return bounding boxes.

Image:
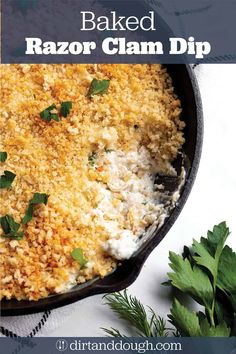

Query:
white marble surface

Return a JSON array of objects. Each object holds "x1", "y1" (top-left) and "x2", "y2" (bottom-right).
[{"x1": 48, "y1": 64, "x2": 236, "y2": 337}]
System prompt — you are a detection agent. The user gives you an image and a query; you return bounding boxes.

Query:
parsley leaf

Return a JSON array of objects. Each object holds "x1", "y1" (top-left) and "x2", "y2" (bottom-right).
[
  {"x1": 22, "y1": 204, "x2": 34, "y2": 225},
  {"x1": 168, "y1": 298, "x2": 202, "y2": 336},
  {"x1": 40, "y1": 102, "x2": 73, "y2": 121},
  {"x1": 30, "y1": 193, "x2": 49, "y2": 205},
  {"x1": 199, "y1": 222, "x2": 230, "y2": 257},
  {"x1": 1, "y1": 215, "x2": 19, "y2": 234},
  {"x1": 190, "y1": 223, "x2": 229, "y2": 286},
  {"x1": 0, "y1": 170, "x2": 16, "y2": 189},
  {"x1": 88, "y1": 151, "x2": 97, "y2": 166},
  {"x1": 60, "y1": 101, "x2": 72, "y2": 118},
  {"x1": 200, "y1": 317, "x2": 230, "y2": 336},
  {"x1": 168, "y1": 222, "x2": 234, "y2": 333},
  {"x1": 192, "y1": 223, "x2": 229, "y2": 287},
  {"x1": 22, "y1": 193, "x2": 49, "y2": 224},
  {"x1": 71, "y1": 248, "x2": 87, "y2": 268},
  {"x1": 167, "y1": 251, "x2": 213, "y2": 308},
  {"x1": 50, "y1": 113, "x2": 60, "y2": 122},
  {"x1": 218, "y1": 245, "x2": 236, "y2": 309},
  {"x1": 0, "y1": 152, "x2": 7, "y2": 162},
  {"x1": 104, "y1": 148, "x2": 113, "y2": 153},
  {"x1": 168, "y1": 299, "x2": 230, "y2": 337},
  {"x1": 0, "y1": 215, "x2": 24, "y2": 240},
  {"x1": 40, "y1": 104, "x2": 59, "y2": 122},
  {"x1": 87, "y1": 79, "x2": 110, "y2": 98},
  {"x1": 230, "y1": 294, "x2": 236, "y2": 315}
]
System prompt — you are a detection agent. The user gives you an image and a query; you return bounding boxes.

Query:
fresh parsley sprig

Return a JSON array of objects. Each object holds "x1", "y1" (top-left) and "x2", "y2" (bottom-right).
[
  {"x1": 167, "y1": 222, "x2": 234, "y2": 336},
  {"x1": 102, "y1": 222, "x2": 236, "y2": 337}
]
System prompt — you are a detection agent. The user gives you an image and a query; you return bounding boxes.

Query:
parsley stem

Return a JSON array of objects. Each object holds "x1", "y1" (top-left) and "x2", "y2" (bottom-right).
[
  {"x1": 209, "y1": 284, "x2": 216, "y2": 327},
  {"x1": 208, "y1": 238, "x2": 226, "y2": 328},
  {"x1": 208, "y1": 307, "x2": 215, "y2": 327}
]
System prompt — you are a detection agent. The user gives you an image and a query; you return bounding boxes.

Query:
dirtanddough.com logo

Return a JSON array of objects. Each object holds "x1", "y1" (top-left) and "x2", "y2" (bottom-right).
[{"x1": 56, "y1": 339, "x2": 69, "y2": 351}]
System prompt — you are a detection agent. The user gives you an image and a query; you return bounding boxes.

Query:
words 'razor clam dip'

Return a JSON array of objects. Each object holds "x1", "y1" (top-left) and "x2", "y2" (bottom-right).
[{"x1": 0, "y1": 64, "x2": 185, "y2": 301}]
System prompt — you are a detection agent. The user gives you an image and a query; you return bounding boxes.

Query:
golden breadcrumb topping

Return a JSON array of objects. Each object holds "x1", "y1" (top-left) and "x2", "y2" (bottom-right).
[{"x1": 0, "y1": 64, "x2": 184, "y2": 300}]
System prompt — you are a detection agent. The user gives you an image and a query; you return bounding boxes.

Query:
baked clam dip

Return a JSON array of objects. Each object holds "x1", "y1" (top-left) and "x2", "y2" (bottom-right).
[{"x1": 0, "y1": 64, "x2": 185, "y2": 301}]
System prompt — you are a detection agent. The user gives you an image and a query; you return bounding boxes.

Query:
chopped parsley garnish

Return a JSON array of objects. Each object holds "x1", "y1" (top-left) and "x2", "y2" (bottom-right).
[
  {"x1": 40, "y1": 104, "x2": 59, "y2": 122},
  {"x1": 88, "y1": 151, "x2": 97, "y2": 166},
  {"x1": 87, "y1": 79, "x2": 110, "y2": 98},
  {"x1": 71, "y1": 248, "x2": 87, "y2": 268},
  {"x1": 60, "y1": 101, "x2": 72, "y2": 118},
  {"x1": 0, "y1": 170, "x2": 16, "y2": 189},
  {"x1": 22, "y1": 193, "x2": 49, "y2": 224},
  {"x1": 30, "y1": 193, "x2": 49, "y2": 205},
  {"x1": 104, "y1": 148, "x2": 113, "y2": 153},
  {"x1": 0, "y1": 215, "x2": 24, "y2": 240},
  {"x1": 0, "y1": 193, "x2": 49, "y2": 239},
  {"x1": 0, "y1": 152, "x2": 7, "y2": 162},
  {"x1": 40, "y1": 101, "x2": 73, "y2": 122}
]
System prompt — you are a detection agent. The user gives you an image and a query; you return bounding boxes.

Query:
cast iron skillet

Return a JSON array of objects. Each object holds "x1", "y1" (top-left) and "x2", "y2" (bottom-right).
[{"x1": 1, "y1": 65, "x2": 203, "y2": 316}]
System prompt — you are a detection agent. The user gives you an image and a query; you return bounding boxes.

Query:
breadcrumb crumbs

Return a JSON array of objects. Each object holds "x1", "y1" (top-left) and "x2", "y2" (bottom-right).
[{"x1": 0, "y1": 64, "x2": 184, "y2": 301}]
